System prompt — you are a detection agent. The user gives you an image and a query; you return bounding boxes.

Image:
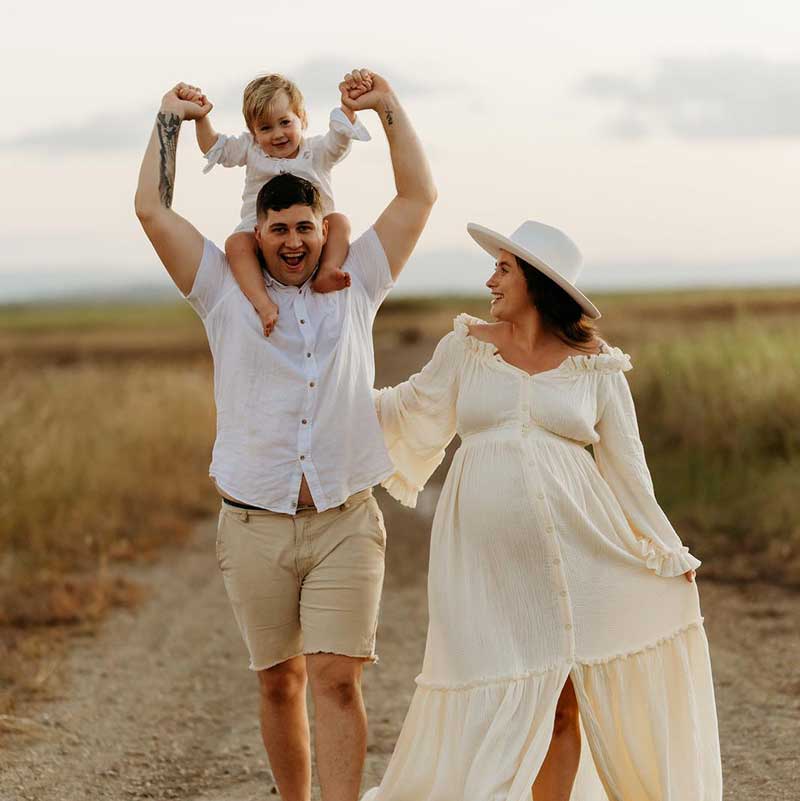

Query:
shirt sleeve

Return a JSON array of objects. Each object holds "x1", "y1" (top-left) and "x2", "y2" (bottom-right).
[
  {"x1": 184, "y1": 238, "x2": 238, "y2": 319},
  {"x1": 375, "y1": 332, "x2": 462, "y2": 508},
  {"x1": 594, "y1": 369, "x2": 702, "y2": 577},
  {"x1": 345, "y1": 227, "x2": 395, "y2": 310},
  {"x1": 202, "y1": 132, "x2": 252, "y2": 173},
  {"x1": 311, "y1": 108, "x2": 372, "y2": 172}
]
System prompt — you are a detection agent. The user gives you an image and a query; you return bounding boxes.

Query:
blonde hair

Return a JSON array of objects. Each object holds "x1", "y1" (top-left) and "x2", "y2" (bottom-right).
[{"x1": 242, "y1": 74, "x2": 307, "y2": 134}]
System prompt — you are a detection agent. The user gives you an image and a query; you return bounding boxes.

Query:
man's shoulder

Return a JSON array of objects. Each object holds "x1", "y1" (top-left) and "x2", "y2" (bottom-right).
[
  {"x1": 344, "y1": 227, "x2": 386, "y2": 269},
  {"x1": 185, "y1": 238, "x2": 238, "y2": 318}
]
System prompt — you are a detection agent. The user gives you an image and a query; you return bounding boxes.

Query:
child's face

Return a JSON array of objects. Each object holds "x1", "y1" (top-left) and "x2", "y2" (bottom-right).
[{"x1": 252, "y1": 91, "x2": 304, "y2": 159}]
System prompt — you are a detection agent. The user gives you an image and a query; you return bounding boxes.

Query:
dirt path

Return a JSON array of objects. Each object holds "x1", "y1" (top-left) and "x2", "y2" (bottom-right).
[{"x1": 0, "y1": 488, "x2": 798, "y2": 801}]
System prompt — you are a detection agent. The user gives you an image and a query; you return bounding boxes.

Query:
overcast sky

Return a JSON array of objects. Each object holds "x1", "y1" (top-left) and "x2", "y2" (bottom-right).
[{"x1": 1, "y1": 0, "x2": 799, "y2": 299}]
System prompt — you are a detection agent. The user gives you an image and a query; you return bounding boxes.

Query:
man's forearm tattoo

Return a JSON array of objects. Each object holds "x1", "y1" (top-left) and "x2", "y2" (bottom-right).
[{"x1": 156, "y1": 112, "x2": 181, "y2": 208}]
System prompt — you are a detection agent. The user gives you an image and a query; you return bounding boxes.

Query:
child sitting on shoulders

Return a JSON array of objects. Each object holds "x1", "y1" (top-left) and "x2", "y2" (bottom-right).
[{"x1": 180, "y1": 72, "x2": 372, "y2": 336}]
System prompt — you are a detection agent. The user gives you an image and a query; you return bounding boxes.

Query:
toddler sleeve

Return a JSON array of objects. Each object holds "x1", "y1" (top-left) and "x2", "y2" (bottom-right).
[
  {"x1": 203, "y1": 132, "x2": 252, "y2": 173},
  {"x1": 594, "y1": 368, "x2": 702, "y2": 577},
  {"x1": 375, "y1": 332, "x2": 462, "y2": 508},
  {"x1": 312, "y1": 108, "x2": 372, "y2": 171}
]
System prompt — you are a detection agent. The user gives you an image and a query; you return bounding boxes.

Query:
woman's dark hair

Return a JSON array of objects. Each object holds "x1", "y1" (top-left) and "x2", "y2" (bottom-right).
[{"x1": 516, "y1": 256, "x2": 598, "y2": 349}]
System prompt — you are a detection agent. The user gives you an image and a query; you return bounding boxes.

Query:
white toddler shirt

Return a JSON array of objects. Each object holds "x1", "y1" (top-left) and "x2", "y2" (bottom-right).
[
  {"x1": 184, "y1": 227, "x2": 395, "y2": 513},
  {"x1": 203, "y1": 108, "x2": 371, "y2": 233}
]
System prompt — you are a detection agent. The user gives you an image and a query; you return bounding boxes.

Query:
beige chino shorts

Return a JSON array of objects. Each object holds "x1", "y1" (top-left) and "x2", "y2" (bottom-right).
[{"x1": 215, "y1": 488, "x2": 386, "y2": 671}]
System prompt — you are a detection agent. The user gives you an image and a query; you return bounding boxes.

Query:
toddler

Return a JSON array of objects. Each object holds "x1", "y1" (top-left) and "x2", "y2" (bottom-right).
[{"x1": 182, "y1": 73, "x2": 372, "y2": 335}]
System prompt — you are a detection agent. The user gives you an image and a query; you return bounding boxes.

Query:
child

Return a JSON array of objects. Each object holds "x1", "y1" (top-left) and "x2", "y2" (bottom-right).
[{"x1": 181, "y1": 73, "x2": 372, "y2": 336}]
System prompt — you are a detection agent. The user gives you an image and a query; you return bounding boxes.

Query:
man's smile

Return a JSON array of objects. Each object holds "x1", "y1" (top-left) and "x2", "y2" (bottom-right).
[{"x1": 280, "y1": 251, "x2": 306, "y2": 268}]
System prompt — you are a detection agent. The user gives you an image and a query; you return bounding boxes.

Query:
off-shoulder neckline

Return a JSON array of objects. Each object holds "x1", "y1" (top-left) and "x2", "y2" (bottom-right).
[{"x1": 452, "y1": 313, "x2": 632, "y2": 375}]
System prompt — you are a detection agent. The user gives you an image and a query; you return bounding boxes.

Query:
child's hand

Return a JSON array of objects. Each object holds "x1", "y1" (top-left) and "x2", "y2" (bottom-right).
[
  {"x1": 176, "y1": 83, "x2": 212, "y2": 110},
  {"x1": 340, "y1": 72, "x2": 372, "y2": 123},
  {"x1": 161, "y1": 83, "x2": 213, "y2": 121},
  {"x1": 339, "y1": 69, "x2": 390, "y2": 113}
]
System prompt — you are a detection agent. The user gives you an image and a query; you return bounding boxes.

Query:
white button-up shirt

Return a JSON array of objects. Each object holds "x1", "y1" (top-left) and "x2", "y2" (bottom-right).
[{"x1": 186, "y1": 228, "x2": 395, "y2": 513}]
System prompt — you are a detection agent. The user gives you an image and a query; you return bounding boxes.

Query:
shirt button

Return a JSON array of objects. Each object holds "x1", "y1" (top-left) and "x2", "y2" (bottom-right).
[
  {"x1": 553, "y1": 558, "x2": 561, "y2": 566},
  {"x1": 300, "y1": 319, "x2": 306, "y2": 324},
  {"x1": 545, "y1": 525, "x2": 554, "y2": 533},
  {"x1": 301, "y1": 419, "x2": 308, "y2": 425},
  {"x1": 565, "y1": 623, "x2": 573, "y2": 631},
  {"x1": 537, "y1": 492, "x2": 545, "y2": 500},
  {"x1": 560, "y1": 590, "x2": 568, "y2": 597},
  {"x1": 306, "y1": 352, "x2": 312, "y2": 358},
  {"x1": 299, "y1": 455, "x2": 305, "y2": 461},
  {"x1": 309, "y1": 381, "x2": 315, "y2": 387}
]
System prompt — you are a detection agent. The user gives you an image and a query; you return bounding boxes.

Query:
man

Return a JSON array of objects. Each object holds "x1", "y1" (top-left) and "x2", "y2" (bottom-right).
[{"x1": 134, "y1": 68, "x2": 436, "y2": 801}]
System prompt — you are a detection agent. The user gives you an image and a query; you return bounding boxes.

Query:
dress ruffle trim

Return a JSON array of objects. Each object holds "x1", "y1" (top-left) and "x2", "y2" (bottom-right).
[
  {"x1": 380, "y1": 473, "x2": 420, "y2": 509},
  {"x1": 577, "y1": 619, "x2": 705, "y2": 666},
  {"x1": 453, "y1": 313, "x2": 497, "y2": 358},
  {"x1": 452, "y1": 313, "x2": 632, "y2": 373},
  {"x1": 415, "y1": 662, "x2": 564, "y2": 692},
  {"x1": 415, "y1": 620, "x2": 705, "y2": 692},
  {"x1": 562, "y1": 346, "x2": 632, "y2": 374},
  {"x1": 638, "y1": 538, "x2": 702, "y2": 577}
]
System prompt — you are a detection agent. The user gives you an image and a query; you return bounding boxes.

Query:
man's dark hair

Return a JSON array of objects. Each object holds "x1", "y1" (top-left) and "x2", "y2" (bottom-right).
[{"x1": 255, "y1": 173, "x2": 323, "y2": 221}]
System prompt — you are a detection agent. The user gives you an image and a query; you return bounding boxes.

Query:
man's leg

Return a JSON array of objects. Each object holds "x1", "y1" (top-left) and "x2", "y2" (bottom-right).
[
  {"x1": 306, "y1": 653, "x2": 368, "y2": 801},
  {"x1": 258, "y1": 656, "x2": 312, "y2": 801}
]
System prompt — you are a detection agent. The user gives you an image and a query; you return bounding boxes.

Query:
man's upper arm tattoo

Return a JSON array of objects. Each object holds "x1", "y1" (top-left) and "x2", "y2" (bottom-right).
[{"x1": 156, "y1": 112, "x2": 181, "y2": 208}]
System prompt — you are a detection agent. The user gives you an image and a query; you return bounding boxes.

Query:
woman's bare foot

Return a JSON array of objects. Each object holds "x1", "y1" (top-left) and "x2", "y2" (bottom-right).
[{"x1": 312, "y1": 269, "x2": 351, "y2": 294}]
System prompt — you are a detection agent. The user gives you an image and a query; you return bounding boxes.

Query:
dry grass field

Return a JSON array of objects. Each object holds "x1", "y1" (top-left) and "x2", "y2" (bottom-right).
[{"x1": 1, "y1": 286, "x2": 799, "y2": 716}]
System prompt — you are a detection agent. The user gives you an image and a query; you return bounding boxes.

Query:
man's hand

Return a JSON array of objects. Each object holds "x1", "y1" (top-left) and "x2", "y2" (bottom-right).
[
  {"x1": 339, "y1": 70, "x2": 373, "y2": 123},
  {"x1": 339, "y1": 69, "x2": 390, "y2": 114},
  {"x1": 161, "y1": 83, "x2": 213, "y2": 121}
]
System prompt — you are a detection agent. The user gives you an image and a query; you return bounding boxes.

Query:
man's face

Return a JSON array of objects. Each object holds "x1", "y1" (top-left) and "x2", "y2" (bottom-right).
[{"x1": 254, "y1": 204, "x2": 328, "y2": 286}]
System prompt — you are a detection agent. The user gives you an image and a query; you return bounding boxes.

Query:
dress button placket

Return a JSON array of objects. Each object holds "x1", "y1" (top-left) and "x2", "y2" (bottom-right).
[{"x1": 521, "y1": 377, "x2": 576, "y2": 659}]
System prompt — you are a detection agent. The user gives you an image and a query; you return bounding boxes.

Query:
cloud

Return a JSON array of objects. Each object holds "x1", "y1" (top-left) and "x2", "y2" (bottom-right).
[
  {"x1": 1, "y1": 57, "x2": 453, "y2": 155},
  {"x1": 2, "y1": 112, "x2": 151, "y2": 154},
  {"x1": 214, "y1": 56, "x2": 453, "y2": 114},
  {"x1": 578, "y1": 55, "x2": 800, "y2": 139}
]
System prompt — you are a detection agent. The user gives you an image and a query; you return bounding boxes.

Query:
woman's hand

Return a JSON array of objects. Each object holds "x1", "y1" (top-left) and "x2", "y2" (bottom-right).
[{"x1": 684, "y1": 569, "x2": 696, "y2": 583}]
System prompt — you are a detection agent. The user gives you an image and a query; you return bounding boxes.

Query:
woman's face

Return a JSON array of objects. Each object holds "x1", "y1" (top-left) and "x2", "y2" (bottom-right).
[{"x1": 486, "y1": 249, "x2": 533, "y2": 321}]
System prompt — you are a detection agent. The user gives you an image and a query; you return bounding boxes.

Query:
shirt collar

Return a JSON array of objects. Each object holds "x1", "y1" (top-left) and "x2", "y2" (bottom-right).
[{"x1": 263, "y1": 264, "x2": 319, "y2": 292}]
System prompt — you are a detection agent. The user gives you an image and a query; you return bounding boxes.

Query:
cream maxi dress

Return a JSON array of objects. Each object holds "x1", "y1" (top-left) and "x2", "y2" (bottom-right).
[{"x1": 367, "y1": 314, "x2": 722, "y2": 801}]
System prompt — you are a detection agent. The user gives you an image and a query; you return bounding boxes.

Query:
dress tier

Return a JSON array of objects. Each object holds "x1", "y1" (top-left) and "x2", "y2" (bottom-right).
[{"x1": 367, "y1": 315, "x2": 721, "y2": 801}]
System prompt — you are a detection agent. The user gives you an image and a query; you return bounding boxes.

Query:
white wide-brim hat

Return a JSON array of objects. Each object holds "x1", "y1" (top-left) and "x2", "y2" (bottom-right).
[{"x1": 467, "y1": 220, "x2": 601, "y2": 320}]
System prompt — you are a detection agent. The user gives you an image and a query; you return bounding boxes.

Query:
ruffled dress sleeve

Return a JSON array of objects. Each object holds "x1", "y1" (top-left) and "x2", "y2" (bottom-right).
[
  {"x1": 312, "y1": 108, "x2": 372, "y2": 172},
  {"x1": 202, "y1": 132, "x2": 252, "y2": 174},
  {"x1": 376, "y1": 330, "x2": 463, "y2": 508},
  {"x1": 594, "y1": 357, "x2": 702, "y2": 578}
]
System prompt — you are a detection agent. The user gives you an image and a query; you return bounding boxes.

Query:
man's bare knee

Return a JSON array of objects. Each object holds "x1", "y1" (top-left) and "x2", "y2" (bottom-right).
[
  {"x1": 258, "y1": 658, "x2": 307, "y2": 707},
  {"x1": 307, "y1": 654, "x2": 365, "y2": 708}
]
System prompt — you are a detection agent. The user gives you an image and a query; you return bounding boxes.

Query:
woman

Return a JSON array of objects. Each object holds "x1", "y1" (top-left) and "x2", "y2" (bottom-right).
[{"x1": 368, "y1": 221, "x2": 722, "y2": 801}]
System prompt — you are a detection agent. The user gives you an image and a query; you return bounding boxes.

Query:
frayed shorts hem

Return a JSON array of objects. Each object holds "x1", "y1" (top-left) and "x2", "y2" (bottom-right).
[{"x1": 249, "y1": 649, "x2": 379, "y2": 672}]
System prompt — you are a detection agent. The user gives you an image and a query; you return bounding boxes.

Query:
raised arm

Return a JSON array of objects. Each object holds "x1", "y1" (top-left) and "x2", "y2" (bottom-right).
[
  {"x1": 339, "y1": 69, "x2": 437, "y2": 280},
  {"x1": 134, "y1": 83, "x2": 212, "y2": 295}
]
